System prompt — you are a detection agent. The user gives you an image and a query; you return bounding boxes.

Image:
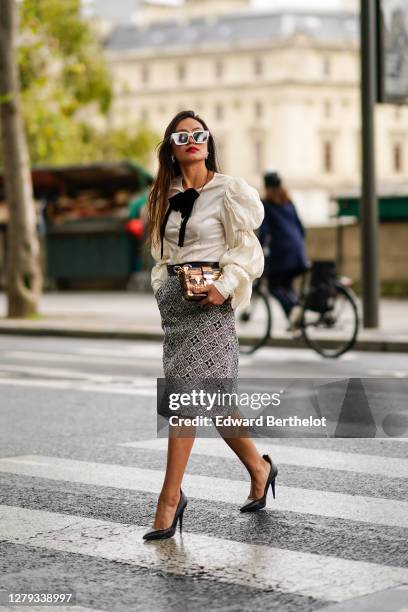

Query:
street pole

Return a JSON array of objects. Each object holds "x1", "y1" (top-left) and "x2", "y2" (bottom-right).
[{"x1": 360, "y1": 0, "x2": 379, "y2": 327}]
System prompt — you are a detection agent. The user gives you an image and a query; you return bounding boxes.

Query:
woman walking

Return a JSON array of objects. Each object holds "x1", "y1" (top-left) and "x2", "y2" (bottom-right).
[{"x1": 144, "y1": 110, "x2": 278, "y2": 541}]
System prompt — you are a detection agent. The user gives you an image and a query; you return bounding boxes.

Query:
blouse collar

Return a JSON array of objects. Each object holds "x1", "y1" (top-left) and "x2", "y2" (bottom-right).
[{"x1": 172, "y1": 171, "x2": 219, "y2": 193}]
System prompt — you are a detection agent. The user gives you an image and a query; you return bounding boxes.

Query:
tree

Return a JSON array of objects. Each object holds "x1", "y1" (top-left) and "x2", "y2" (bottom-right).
[
  {"x1": 0, "y1": 0, "x2": 42, "y2": 317},
  {"x1": 0, "y1": 0, "x2": 159, "y2": 167},
  {"x1": 17, "y1": 0, "x2": 113, "y2": 165},
  {"x1": 0, "y1": 0, "x2": 157, "y2": 318}
]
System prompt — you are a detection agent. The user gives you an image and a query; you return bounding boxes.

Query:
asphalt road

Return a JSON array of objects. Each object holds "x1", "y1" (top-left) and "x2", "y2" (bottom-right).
[{"x1": 0, "y1": 335, "x2": 407, "y2": 612}]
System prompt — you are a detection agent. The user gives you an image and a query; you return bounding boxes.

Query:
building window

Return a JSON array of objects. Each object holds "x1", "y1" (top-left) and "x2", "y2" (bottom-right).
[
  {"x1": 254, "y1": 139, "x2": 264, "y2": 172},
  {"x1": 324, "y1": 100, "x2": 332, "y2": 118},
  {"x1": 323, "y1": 56, "x2": 331, "y2": 77},
  {"x1": 215, "y1": 103, "x2": 223, "y2": 120},
  {"x1": 323, "y1": 140, "x2": 333, "y2": 173},
  {"x1": 254, "y1": 100, "x2": 263, "y2": 118},
  {"x1": 215, "y1": 59, "x2": 223, "y2": 79},
  {"x1": 254, "y1": 57, "x2": 263, "y2": 76},
  {"x1": 393, "y1": 142, "x2": 403, "y2": 173},
  {"x1": 141, "y1": 64, "x2": 149, "y2": 83},
  {"x1": 177, "y1": 63, "x2": 185, "y2": 81},
  {"x1": 217, "y1": 141, "x2": 225, "y2": 167}
]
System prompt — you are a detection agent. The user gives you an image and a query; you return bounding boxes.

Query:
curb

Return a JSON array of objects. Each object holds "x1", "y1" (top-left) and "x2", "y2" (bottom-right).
[{"x1": 1, "y1": 325, "x2": 407, "y2": 353}]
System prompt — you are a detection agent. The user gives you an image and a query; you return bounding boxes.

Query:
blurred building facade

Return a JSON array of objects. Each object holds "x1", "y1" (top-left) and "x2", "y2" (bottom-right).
[
  {"x1": 140, "y1": 0, "x2": 249, "y2": 24},
  {"x1": 101, "y1": 0, "x2": 408, "y2": 224}
]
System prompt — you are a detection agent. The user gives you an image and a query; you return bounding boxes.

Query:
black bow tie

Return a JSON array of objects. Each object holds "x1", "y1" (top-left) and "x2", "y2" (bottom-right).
[{"x1": 160, "y1": 188, "x2": 200, "y2": 259}]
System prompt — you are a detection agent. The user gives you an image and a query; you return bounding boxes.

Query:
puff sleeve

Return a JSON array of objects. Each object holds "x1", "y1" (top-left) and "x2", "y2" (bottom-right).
[
  {"x1": 212, "y1": 176, "x2": 265, "y2": 312},
  {"x1": 150, "y1": 236, "x2": 170, "y2": 295}
]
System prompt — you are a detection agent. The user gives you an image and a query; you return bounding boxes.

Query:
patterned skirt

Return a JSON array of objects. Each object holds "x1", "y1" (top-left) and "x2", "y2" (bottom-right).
[{"x1": 155, "y1": 275, "x2": 239, "y2": 419}]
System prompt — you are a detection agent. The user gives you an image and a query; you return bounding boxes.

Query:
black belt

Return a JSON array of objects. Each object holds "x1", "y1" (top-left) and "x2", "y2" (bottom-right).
[{"x1": 167, "y1": 261, "x2": 220, "y2": 275}]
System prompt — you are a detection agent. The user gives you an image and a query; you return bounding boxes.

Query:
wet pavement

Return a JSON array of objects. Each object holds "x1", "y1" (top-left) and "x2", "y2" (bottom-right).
[{"x1": 0, "y1": 335, "x2": 407, "y2": 611}]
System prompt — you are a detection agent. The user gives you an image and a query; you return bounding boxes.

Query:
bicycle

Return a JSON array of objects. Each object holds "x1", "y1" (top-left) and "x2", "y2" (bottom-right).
[{"x1": 235, "y1": 262, "x2": 359, "y2": 358}]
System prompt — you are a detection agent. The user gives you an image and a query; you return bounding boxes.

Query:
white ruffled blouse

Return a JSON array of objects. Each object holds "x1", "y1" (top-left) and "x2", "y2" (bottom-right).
[{"x1": 150, "y1": 172, "x2": 265, "y2": 312}]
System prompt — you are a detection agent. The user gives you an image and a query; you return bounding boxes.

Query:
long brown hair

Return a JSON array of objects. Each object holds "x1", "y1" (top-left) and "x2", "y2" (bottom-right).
[
  {"x1": 147, "y1": 110, "x2": 221, "y2": 248},
  {"x1": 265, "y1": 186, "x2": 292, "y2": 206}
]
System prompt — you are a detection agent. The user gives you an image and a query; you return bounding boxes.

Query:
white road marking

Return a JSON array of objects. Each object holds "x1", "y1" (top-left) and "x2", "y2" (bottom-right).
[
  {"x1": 121, "y1": 438, "x2": 408, "y2": 479},
  {"x1": 245, "y1": 348, "x2": 357, "y2": 362},
  {"x1": 0, "y1": 378, "x2": 156, "y2": 397},
  {"x1": 316, "y1": 584, "x2": 408, "y2": 612},
  {"x1": 0, "y1": 361, "x2": 158, "y2": 397},
  {"x1": 3, "y1": 349, "x2": 160, "y2": 366},
  {"x1": 0, "y1": 455, "x2": 407, "y2": 528},
  {"x1": 0, "y1": 608, "x2": 103, "y2": 612},
  {"x1": 1, "y1": 505, "x2": 407, "y2": 603},
  {"x1": 0, "y1": 363, "x2": 155, "y2": 385},
  {"x1": 368, "y1": 369, "x2": 408, "y2": 378},
  {"x1": 78, "y1": 344, "x2": 162, "y2": 358}
]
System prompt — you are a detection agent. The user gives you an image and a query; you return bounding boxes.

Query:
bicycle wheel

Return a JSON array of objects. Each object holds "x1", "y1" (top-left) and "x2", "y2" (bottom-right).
[
  {"x1": 301, "y1": 285, "x2": 359, "y2": 358},
  {"x1": 235, "y1": 287, "x2": 272, "y2": 354}
]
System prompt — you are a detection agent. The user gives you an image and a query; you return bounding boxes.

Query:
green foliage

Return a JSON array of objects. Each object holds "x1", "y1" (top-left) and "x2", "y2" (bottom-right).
[
  {"x1": 89, "y1": 125, "x2": 158, "y2": 166},
  {"x1": 18, "y1": 0, "x2": 112, "y2": 115},
  {"x1": 0, "y1": 92, "x2": 13, "y2": 104},
  {"x1": 0, "y1": 0, "x2": 158, "y2": 167}
]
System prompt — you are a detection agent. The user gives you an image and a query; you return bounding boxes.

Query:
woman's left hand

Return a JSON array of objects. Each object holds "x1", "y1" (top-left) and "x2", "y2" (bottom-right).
[{"x1": 193, "y1": 284, "x2": 226, "y2": 306}]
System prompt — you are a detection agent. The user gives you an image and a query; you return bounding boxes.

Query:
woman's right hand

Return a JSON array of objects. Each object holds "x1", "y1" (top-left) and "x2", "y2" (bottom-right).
[{"x1": 194, "y1": 284, "x2": 227, "y2": 306}]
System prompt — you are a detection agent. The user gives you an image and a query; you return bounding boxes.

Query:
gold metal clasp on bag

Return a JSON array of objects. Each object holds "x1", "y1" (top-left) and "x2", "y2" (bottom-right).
[
  {"x1": 176, "y1": 264, "x2": 223, "y2": 301},
  {"x1": 174, "y1": 264, "x2": 191, "y2": 276}
]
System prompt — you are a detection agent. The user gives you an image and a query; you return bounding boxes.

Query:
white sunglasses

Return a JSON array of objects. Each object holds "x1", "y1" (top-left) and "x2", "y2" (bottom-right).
[{"x1": 170, "y1": 129, "x2": 209, "y2": 146}]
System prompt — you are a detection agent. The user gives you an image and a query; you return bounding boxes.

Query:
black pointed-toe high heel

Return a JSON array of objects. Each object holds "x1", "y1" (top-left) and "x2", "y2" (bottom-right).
[
  {"x1": 143, "y1": 490, "x2": 188, "y2": 541},
  {"x1": 240, "y1": 454, "x2": 278, "y2": 513}
]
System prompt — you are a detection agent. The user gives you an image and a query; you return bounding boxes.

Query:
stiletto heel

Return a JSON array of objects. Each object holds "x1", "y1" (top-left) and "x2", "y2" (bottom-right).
[
  {"x1": 143, "y1": 489, "x2": 188, "y2": 540},
  {"x1": 271, "y1": 477, "x2": 276, "y2": 499},
  {"x1": 240, "y1": 454, "x2": 278, "y2": 512},
  {"x1": 179, "y1": 507, "x2": 184, "y2": 533}
]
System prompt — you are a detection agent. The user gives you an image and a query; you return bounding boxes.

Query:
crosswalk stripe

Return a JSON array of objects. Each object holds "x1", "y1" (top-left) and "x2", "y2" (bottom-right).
[
  {"x1": 0, "y1": 455, "x2": 407, "y2": 528},
  {"x1": 0, "y1": 607, "x2": 103, "y2": 612},
  {"x1": 316, "y1": 585, "x2": 408, "y2": 612},
  {"x1": 1, "y1": 505, "x2": 407, "y2": 603},
  {"x1": 3, "y1": 348, "x2": 161, "y2": 365},
  {"x1": 0, "y1": 378, "x2": 156, "y2": 396},
  {"x1": 120, "y1": 437, "x2": 408, "y2": 479},
  {"x1": 0, "y1": 364, "x2": 156, "y2": 388}
]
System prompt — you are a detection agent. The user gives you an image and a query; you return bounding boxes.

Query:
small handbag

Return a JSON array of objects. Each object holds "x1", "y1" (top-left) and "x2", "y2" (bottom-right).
[{"x1": 174, "y1": 264, "x2": 224, "y2": 301}]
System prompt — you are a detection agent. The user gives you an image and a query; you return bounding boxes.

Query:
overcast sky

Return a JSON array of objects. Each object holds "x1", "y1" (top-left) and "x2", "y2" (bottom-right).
[
  {"x1": 252, "y1": 0, "x2": 342, "y2": 9},
  {"x1": 85, "y1": 0, "x2": 350, "y2": 25},
  {"x1": 150, "y1": 0, "x2": 345, "y2": 8}
]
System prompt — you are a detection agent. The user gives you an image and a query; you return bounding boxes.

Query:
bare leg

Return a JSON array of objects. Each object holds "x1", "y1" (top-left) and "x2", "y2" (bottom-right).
[
  {"x1": 216, "y1": 416, "x2": 271, "y2": 500},
  {"x1": 152, "y1": 424, "x2": 195, "y2": 529}
]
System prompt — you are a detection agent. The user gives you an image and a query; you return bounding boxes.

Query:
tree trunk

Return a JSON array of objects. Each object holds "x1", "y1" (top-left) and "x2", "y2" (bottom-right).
[{"x1": 0, "y1": 0, "x2": 42, "y2": 317}]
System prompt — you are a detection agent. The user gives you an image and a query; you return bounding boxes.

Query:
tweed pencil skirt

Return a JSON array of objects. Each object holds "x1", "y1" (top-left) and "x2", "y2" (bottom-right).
[{"x1": 155, "y1": 274, "x2": 239, "y2": 418}]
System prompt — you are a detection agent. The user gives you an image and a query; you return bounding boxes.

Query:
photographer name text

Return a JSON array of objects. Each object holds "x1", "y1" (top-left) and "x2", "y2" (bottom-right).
[{"x1": 168, "y1": 415, "x2": 327, "y2": 428}]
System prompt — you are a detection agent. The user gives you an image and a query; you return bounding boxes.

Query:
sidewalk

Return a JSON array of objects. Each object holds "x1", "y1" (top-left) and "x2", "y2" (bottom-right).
[{"x1": 1, "y1": 291, "x2": 408, "y2": 352}]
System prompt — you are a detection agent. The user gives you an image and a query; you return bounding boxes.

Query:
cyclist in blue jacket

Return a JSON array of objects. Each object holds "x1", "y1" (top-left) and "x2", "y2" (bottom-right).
[{"x1": 258, "y1": 171, "x2": 308, "y2": 327}]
